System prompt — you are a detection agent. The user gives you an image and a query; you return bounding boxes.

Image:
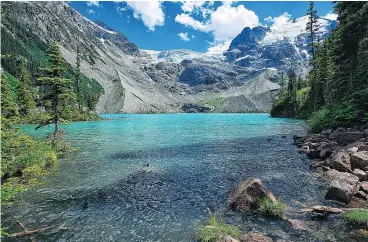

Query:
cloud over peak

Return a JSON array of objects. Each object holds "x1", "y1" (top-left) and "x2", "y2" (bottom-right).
[{"x1": 126, "y1": 1, "x2": 165, "y2": 31}]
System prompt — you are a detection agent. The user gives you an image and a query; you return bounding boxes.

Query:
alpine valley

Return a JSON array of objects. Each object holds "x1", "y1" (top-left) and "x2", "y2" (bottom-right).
[{"x1": 1, "y1": 1, "x2": 336, "y2": 113}]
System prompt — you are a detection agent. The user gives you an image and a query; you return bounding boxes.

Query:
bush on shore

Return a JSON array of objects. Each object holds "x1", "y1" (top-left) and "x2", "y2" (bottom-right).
[
  {"x1": 258, "y1": 197, "x2": 286, "y2": 218},
  {"x1": 197, "y1": 215, "x2": 240, "y2": 242},
  {"x1": 343, "y1": 209, "x2": 368, "y2": 225}
]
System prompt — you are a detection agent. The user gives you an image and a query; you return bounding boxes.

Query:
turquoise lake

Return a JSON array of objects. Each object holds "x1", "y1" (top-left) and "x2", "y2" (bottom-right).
[{"x1": 4, "y1": 114, "x2": 361, "y2": 241}]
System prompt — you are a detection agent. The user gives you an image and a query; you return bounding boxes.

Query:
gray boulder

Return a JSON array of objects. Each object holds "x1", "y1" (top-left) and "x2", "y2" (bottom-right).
[
  {"x1": 228, "y1": 178, "x2": 276, "y2": 212},
  {"x1": 330, "y1": 150, "x2": 352, "y2": 172},
  {"x1": 353, "y1": 169, "x2": 367, "y2": 181},
  {"x1": 351, "y1": 151, "x2": 368, "y2": 169},
  {"x1": 324, "y1": 169, "x2": 359, "y2": 204}
]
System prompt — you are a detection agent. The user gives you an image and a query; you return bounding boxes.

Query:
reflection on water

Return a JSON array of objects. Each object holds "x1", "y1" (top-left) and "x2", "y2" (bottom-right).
[{"x1": 3, "y1": 114, "x2": 363, "y2": 241}]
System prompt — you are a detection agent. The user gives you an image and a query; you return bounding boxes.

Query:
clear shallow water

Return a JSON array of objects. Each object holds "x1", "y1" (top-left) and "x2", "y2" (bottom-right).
[{"x1": 3, "y1": 114, "x2": 363, "y2": 241}]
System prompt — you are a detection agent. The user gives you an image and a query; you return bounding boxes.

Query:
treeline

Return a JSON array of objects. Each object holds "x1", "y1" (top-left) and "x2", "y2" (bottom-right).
[
  {"x1": 271, "y1": 1, "x2": 368, "y2": 132},
  {"x1": 1, "y1": 38, "x2": 103, "y2": 210}
]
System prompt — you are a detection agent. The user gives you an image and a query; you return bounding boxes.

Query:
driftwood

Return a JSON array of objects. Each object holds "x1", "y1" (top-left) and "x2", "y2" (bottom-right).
[
  {"x1": 8, "y1": 225, "x2": 56, "y2": 238},
  {"x1": 7, "y1": 209, "x2": 69, "y2": 238},
  {"x1": 299, "y1": 205, "x2": 368, "y2": 214}
]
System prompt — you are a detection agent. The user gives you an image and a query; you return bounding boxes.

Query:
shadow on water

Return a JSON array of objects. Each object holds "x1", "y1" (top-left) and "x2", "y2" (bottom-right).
[{"x1": 3, "y1": 134, "x2": 366, "y2": 241}]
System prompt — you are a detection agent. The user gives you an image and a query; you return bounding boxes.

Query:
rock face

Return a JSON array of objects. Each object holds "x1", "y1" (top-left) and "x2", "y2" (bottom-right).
[
  {"x1": 2, "y1": 1, "x2": 283, "y2": 113},
  {"x1": 324, "y1": 169, "x2": 359, "y2": 204},
  {"x1": 351, "y1": 151, "x2": 368, "y2": 169},
  {"x1": 228, "y1": 178, "x2": 276, "y2": 212},
  {"x1": 224, "y1": 17, "x2": 336, "y2": 75}
]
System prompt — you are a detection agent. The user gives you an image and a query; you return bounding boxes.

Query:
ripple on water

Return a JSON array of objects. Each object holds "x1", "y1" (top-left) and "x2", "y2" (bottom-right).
[{"x1": 4, "y1": 114, "x2": 363, "y2": 241}]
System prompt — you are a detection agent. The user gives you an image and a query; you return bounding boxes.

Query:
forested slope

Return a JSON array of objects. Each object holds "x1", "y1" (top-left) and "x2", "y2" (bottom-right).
[{"x1": 271, "y1": 2, "x2": 368, "y2": 132}]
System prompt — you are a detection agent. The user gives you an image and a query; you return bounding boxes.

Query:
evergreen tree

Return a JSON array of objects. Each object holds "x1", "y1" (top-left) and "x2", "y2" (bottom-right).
[
  {"x1": 37, "y1": 40, "x2": 75, "y2": 136},
  {"x1": 87, "y1": 93, "x2": 99, "y2": 112},
  {"x1": 16, "y1": 58, "x2": 36, "y2": 116},
  {"x1": 306, "y1": 1, "x2": 319, "y2": 65},
  {"x1": 75, "y1": 46, "x2": 81, "y2": 110},
  {"x1": 279, "y1": 72, "x2": 286, "y2": 94},
  {"x1": 287, "y1": 70, "x2": 298, "y2": 115}
]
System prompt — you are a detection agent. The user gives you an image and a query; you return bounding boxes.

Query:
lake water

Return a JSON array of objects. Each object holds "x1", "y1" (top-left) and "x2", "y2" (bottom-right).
[{"x1": 3, "y1": 114, "x2": 362, "y2": 241}]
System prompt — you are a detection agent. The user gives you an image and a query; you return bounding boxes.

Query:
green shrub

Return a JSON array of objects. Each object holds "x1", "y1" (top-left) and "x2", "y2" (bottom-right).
[
  {"x1": 258, "y1": 197, "x2": 286, "y2": 218},
  {"x1": 343, "y1": 210, "x2": 368, "y2": 225},
  {"x1": 197, "y1": 215, "x2": 240, "y2": 242},
  {"x1": 307, "y1": 108, "x2": 330, "y2": 133}
]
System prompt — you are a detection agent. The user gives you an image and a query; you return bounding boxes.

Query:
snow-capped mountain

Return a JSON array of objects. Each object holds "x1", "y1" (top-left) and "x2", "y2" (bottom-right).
[
  {"x1": 225, "y1": 16, "x2": 337, "y2": 75},
  {"x1": 140, "y1": 49, "x2": 225, "y2": 64}
]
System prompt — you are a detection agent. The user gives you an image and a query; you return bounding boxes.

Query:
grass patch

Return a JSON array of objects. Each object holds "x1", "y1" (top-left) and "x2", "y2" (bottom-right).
[
  {"x1": 343, "y1": 210, "x2": 368, "y2": 225},
  {"x1": 258, "y1": 197, "x2": 286, "y2": 218},
  {"x1": 197, "y1": 215, "x2": 240, "y2": 242}
]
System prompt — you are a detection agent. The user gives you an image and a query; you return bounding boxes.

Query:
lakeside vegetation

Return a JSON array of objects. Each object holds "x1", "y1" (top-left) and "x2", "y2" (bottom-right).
[
  {"x1": 271, "y1": 2, "x2": 368, "y2": 132},
  {"x1": 1, "y1": 36, "x2": 103, "y2": 233}
]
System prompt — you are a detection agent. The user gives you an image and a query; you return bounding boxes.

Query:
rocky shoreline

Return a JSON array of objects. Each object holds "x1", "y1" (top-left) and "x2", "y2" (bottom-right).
[
  {"x1": 209, "y1": 128, "x2": 368, "y2": 242},
  {"x1": 294, "y1": 127, "x2": 368, "y2": 207}
]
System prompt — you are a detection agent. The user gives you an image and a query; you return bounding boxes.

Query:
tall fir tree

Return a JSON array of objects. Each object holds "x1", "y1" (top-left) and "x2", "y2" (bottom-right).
[
  {"x1": 16, "y1": 58, "x2": 36, "y2": 116},
  {"x1": 37, "y1": 40, "x2": 75, "y2": 136},
  {"x1": 306, "y1": 1, "x2": 319, "y2": 65},
  {"x1": 279, "y1": 72, "x2": 286, "y2": 95}
]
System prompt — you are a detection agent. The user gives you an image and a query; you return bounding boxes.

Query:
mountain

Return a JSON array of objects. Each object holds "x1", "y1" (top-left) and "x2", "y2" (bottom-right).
[
  {"x1": 225, "y1": 16, "x2": 337, "y2": 75},
  {"x1": 0, "y1": 2, "x2": 298, "y2": 113}
]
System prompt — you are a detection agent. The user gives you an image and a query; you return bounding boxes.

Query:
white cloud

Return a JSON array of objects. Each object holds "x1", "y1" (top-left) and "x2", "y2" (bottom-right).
[
  {"x1": 261, "y1": 12, "x2": 331, "y2": 44},
  {"x1": 206, "y1": 40, "x2": 231, "y2": 55},
  {"x1": 208, "y1": 4, "x2": 259, "y2": 41},
  {"x1": 175, "y1": 13, "x2": 206, "y2": 31},
  {"x1": 86, "y1": 1, "x2": 99, "y2": 7},
  {"x1": 181, "y1": 1, "x2": 206, "y2": 12},
  {"x1": 87, "y1": 9, "x2": 97, "y2": 15},
  {"x1": 323, "y1": 12, "x2": 338, "y2": 21},
  {"x1": 264, "y1": 16, "x2": 274, "y2": 23},
  {"x1": 126, "y1": 1, "x2": 165, "y2": 31},
  {"x1": 178, "y1": 32, "x2": 191, "y2": 42},
  {"x1": 175, "y1": 3, "x2": 259, "y2": 41}
]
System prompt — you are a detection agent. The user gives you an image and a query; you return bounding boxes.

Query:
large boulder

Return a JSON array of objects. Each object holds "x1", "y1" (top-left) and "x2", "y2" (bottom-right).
[
  {"x1": 239, "y1": 233, "x2": 272, "y2": 242},
  {"x1": 351, "y1": 151, "x2": 368, "y2": 169},
  {"x1": 330, "y1": 150, "x2": 352, "y2": 172},
  {"x1": 317, "y1": 142, "x2": 337, "y2": 158},
  {"x1": 324, "y1": 170, "x2": 359, "y2": 204},
  {"x1": 228, "y1": 178, "x2": 276, "y2": 212}
]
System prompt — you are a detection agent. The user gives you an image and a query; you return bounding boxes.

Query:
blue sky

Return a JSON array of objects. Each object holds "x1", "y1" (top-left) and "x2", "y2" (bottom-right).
[{"x1": 69, "y1": 1, "x2": 336, "y2": 53}]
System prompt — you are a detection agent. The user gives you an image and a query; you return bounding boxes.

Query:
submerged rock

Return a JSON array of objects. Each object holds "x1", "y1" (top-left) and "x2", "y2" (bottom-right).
[
  {"x1": 287, "y1": 219, "x2": 309, "y2": 231},
  {"x1": 228, "y1": 178, "x2": 276, "y2": 212},
  {"x1": 218, "y1": 234, "x2": 240, "y2": 242},
  {"x1": 239, "y1": 232, "x2": 272, "y2": 242}
]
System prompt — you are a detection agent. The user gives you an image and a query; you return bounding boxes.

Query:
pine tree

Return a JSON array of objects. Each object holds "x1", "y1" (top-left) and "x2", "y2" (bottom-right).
[
  {"x1": 306, "y1": 1, "x2": 319, "y2": 65},
  {"x1": 279, "y1": 72, "x2": 286, "y2": 94},
  {"x1": 37, "y1": 40, "x2": 75, "y2": 136},
  {"x1": 75, "y1": 46, "x2": 81, "y2": 110},
  {"x1": 16, "y1": 58, "x2": 36, "y2": 116},
  {"x1": 287, "y1": 70, "x2": 298, "y2": 115}
]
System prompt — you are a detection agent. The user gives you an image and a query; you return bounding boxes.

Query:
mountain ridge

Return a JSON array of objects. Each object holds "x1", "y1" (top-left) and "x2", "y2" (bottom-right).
[{"x1": 1, "y1": 2, "x2": 336, "y2": 113}]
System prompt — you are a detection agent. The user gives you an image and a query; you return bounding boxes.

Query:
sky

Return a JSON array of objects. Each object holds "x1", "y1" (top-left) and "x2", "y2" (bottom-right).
[{"x1": 69, "y1": 1, "x2": 337, "y2": 53}]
